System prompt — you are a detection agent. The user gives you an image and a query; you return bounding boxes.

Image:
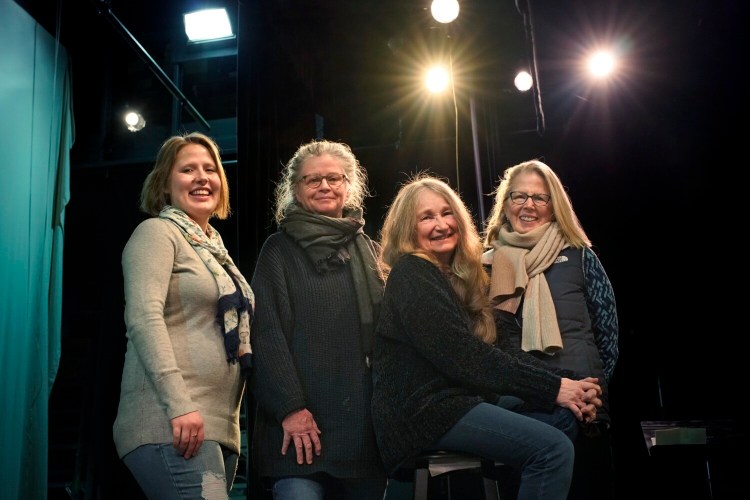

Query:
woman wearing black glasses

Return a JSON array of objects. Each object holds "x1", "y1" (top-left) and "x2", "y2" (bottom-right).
[
  {"x1": 249, "y1": 140, "x2": 387, "y2": 499},
  {"x1": 483, "y1": 159, "x2": 619, "y2": 500}
]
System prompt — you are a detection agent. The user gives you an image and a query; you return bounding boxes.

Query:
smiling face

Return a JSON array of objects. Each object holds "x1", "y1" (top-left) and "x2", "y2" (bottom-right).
[
  {"x1": 505, "y1": 171, "x2": 554, "y2": 234},
  {"x1": 294, "y1": 153, "x2": 349, "y2": 217},
  {"x1": 165, "y1": 143, "x2": 221, "y2": 231},
  {"x1": 415, "y1": 188, "x2": 459, "y2": 267}
]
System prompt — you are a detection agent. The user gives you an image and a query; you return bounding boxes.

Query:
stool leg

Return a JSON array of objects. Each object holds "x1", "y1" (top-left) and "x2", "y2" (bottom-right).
[
  {"x1": 483, "y1": 476, "x2": 500, "y2": 500},
  {"x1": 481, "y1": 460, "x2": 501, "y2": 500},
  {"x1": 413, "y1": 468, "x2": 429, "y2": 500}
]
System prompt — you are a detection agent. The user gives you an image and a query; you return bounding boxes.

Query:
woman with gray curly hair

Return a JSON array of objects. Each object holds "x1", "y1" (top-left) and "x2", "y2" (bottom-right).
[{"x1": 249, "y1": 140, "x2": 387, "y2": 499}]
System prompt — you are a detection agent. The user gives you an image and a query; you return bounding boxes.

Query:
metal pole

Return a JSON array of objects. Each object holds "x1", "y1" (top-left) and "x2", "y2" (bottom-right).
[
  {"x1": 470, "y1": 95, "x2": 485, "y2": 224},
  {"x1": 92, "y1": 1, "x2": 211, "y2": 131}
]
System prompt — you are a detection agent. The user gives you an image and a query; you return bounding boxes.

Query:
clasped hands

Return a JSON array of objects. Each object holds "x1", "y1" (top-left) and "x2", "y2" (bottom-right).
[
  {"x1": 558, "y1": 377, "x2": 603, "y2": 424},
  {"x1": 281, "y1": 408, "x2": 322, "y2": 465}
]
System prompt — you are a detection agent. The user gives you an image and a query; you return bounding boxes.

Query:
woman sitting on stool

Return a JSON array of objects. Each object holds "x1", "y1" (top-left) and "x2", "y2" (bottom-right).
[{"x1": 372, "y1": 174, "x2": 601, "y2": 500}]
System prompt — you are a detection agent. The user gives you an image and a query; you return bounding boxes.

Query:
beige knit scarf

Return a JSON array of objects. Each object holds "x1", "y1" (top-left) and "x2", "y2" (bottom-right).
[{"x1": 487, "y1": 222, "x2": 567, "y2": 354}]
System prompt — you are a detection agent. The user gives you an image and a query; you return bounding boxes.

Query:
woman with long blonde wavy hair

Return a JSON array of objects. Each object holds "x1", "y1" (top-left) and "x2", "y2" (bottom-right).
[{"x1": 371, "y1": 173, "x2": 602, "y2": 500}]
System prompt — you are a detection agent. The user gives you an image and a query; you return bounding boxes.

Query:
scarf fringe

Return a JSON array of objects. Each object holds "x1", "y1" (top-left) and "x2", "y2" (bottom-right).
[{"x1": 217, "y1": 287, "x2": 253, "y2": 363}]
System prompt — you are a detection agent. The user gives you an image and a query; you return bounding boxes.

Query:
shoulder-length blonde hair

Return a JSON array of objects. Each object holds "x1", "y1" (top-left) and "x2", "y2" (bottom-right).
[
  {"x1": 484, "y1": 159, "x2": 590, "y2": 248},
  {"x1": 379, "y1": 173, "x2": 496, "y2": 344},
  {"x1": 139, "y1": 132, "x2": 231, "y2": 219},
  {"x1": 273, "y1": 139, "x2": 370, "y2": 224}
]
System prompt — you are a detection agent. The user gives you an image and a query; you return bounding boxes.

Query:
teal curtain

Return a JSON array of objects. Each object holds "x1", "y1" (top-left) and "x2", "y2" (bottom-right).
[{"x1": 0, "y1": 1, "x2": 73, "y2": 498}]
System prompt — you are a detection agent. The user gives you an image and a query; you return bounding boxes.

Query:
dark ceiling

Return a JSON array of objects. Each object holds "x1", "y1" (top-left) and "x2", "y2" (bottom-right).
[
  {"x1": 18, "y1": 0, "x2": 743, "y2": 175},
  {"x1": 20, "y1": 0, "x2": 558, "y2": 166}
]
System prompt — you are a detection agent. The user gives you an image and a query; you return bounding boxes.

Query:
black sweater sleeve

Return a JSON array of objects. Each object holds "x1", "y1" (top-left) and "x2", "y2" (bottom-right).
[
  {"x1": 385, "y1": 255, "x2": 562, "y2": 410},
  {"x1": 249, "y1": 234, "x2": 307, "y2": 422}
]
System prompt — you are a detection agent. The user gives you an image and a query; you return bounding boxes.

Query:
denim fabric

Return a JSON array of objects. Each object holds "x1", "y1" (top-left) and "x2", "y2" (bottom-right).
[
  {"x1": 430, "y1": 402, "x2": 575, "y2": 500},
  {"x1": 272, "y1": 473, "x2": 386, "y2": 500},
  {"x1": 123, "y1": 440, "x2": 239, "y2": 500},
  {"x1": 497, "y1": 395, "x2": 581, "y2": 442}
]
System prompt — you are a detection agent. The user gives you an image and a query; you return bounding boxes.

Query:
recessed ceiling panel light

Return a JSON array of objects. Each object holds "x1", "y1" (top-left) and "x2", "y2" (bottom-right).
[{"x1": 184, "y1": 8, "x2": 234, "y2": 43}]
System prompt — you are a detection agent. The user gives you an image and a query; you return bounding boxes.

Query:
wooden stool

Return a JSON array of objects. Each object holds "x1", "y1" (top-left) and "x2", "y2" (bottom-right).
[{"x1": 392, "y1": 450, "x2": 504, "y2": 500}]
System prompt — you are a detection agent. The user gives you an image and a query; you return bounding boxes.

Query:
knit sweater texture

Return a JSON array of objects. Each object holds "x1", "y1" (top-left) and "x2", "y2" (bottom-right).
[
  {"x1": 249, "y1": 232, "x2": 385, "y2": 479},
  {"x1": 372, "y1": 254, "x2": 563, "y2": 475},
  {"x1": 114, "y1": 218, "x2": 245, "y2": 458}
]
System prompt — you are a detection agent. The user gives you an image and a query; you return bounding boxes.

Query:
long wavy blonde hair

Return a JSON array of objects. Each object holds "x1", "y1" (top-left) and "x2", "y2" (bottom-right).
[
  {"x1": 379, "y1": 173, "x2": 496, "y2": 344},
  {"x1": 484, "y1": 159, "x2": 590, "y2": 248}
]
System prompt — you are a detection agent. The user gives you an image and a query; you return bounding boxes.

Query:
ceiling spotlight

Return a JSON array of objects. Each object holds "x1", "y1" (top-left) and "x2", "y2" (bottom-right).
[
  {"x1": 425, "y1": 66, "x2": 451, "y2": 93},
  {"x1": 184, "y1": 8, "x2": 234, "y2": 43},
  {"x1": 514, "y1": 71, "x2": 533, "y2": 92},
  {"x1": 124, "y1": 111, "x2": 146, "y2": 132},
  {"x1": 431, "y1": 0, "x2": 460, "y2": 24}
]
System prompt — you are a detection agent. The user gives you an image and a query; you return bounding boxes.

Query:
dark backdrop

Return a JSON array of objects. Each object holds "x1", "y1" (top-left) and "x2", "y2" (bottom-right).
[{"x1": 18, "y1": 0, "x2": 743, "y2": 498}]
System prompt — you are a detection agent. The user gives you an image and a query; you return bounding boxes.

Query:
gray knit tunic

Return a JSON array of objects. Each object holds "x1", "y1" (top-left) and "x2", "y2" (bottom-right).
[
  {"x1": 114, "y1": 218, "x2": 245, "y2": 458},
  {"x1": 372, "y1": 254, "x2": 564, "y2": 475},
  {"x1": 249, "y1": 232, "x2": 385, "y2": 479}
]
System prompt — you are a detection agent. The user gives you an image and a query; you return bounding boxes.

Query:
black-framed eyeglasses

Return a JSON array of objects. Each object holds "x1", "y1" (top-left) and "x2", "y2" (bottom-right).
[
  {"x1": 299, "y1": 173, "x2": 348, "y2": 189},
  {"x1": 507, "y1": 191, "x2": 551, "y2": 206}
]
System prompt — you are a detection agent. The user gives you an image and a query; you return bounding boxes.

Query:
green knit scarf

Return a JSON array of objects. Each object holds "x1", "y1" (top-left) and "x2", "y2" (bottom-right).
[{"x1": 280, "y1": 204, "x2": 384, "y2": 366}]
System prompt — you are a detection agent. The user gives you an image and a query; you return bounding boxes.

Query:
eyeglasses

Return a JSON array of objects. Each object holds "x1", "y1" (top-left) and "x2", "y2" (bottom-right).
[
  {"x1": 507, "y1": 191, "x2": 551, "y2": 206},
  {"x1": 299, "y1": 173, "x2": 348, "y2": 189}
]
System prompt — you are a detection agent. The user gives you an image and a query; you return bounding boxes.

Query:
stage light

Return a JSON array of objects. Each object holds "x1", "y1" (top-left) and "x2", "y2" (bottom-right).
[
  {"x1": 514, "y1": 70, "x2": 533, "y2": 92},
  {"x1": 124, "y1": 111, "x2": 146, "y2": 132},
  {"x1": 431, "y1": 0, "x2": 459, "y2": 24},
  {"x1": 425, "y1": 66, "x2": 451, "y2": 93},
  {"x1": 184, "y1": 8, "x2": 234, "y2": 43},
  {"x1": 587, "y1": 50, "x2": 616, "y2": 79}
]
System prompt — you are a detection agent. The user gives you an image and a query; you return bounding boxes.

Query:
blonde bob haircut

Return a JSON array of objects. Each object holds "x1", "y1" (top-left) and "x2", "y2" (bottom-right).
[
  {"x1": 139, "y1": 132, "x2": 231, "y2": 219},
  {"x1": 484, "y1": 159, "x2": 590, "y2": 249},
  {"x1": 273, "y1": 139, "x2": 370, "y2": 224},
  {"x1": 379, "y1": 173, "x2": 496, "y2": 344}
]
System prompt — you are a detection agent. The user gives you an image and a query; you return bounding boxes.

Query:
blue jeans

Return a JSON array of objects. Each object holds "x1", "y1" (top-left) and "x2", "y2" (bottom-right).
[
  {"x1": 123, "y1": 440, "x2": 239, "y2": 500},
  {"x1": 272, "y1": 473, "x2": 386, "y2": 500},
  {"x1": 430, "y1": 402, "x2": 575, "y2": 500},
  {"x1": 496, "y1": 394, "x2": 580, "y2": 442}
]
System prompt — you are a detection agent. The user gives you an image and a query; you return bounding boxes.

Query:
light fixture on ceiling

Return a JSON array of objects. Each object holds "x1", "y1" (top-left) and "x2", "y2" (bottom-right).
[
  {"x1": 431, "y1": 0, "x2": 460, "y2": 24},
  {"x1": 124, "y1": 111, "x2": 146, "y2": 132},
  {"x1": 184, "y1": 8, "x2": 234, "y2": 43},
  {"x1": 514, "y1": 70, "x2": 533, "y2": 92}
]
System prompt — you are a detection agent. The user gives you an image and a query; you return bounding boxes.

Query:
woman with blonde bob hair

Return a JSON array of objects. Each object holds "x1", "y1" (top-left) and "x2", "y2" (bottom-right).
[
  {"x1": 372, "y1": 173, "x2": 602, "y2": 500},
  {"x1": 114, "y1": 132, "x2": 253, "y2": 499}
]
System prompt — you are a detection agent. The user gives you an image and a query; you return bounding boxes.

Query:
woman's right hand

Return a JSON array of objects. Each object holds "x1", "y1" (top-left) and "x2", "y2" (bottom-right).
[
  {"x1": 556, "y1": 377, "x2": 602, "y2": 421},
  {"x1": 281, "y1": 408, "x2": 322, "y2": 464},
  {"x1": 171, "y1": 410, "x2": 204, "y2": 459}
]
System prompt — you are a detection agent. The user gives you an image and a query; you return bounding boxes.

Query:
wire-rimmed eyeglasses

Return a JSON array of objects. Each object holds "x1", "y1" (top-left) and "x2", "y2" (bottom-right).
[
  {"x1": 299, "y1": 173, "x2": 348, "y2": 189},
  {"x1": 507, "y1": 191, "x2": 551, "y2": 206}
]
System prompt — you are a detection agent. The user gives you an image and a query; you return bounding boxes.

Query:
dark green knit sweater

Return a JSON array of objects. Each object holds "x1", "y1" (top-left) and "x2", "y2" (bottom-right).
[
  {"x1": 372, "y1": 254, "x2": 564, "y2": 475},
  {"x1": 250, "y1": 232, "x2": 385, "y2": 479}
]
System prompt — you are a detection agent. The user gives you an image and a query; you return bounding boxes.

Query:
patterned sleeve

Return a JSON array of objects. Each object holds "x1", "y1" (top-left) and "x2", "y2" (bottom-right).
[{"x1": 583, "y1": 247, "x2": 619, "y2": 383}]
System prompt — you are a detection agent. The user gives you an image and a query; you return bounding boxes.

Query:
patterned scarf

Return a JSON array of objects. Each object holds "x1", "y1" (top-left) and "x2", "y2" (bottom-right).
[
  {"x1": 280, "y1": 204, "x2": 384, "y2": 366},
  {"x1": 486, "y1": 222, "x2": 566, "y2": 354},
  {"x1": 160, "y1": 206, "x2": 254, "y2": 373}
]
